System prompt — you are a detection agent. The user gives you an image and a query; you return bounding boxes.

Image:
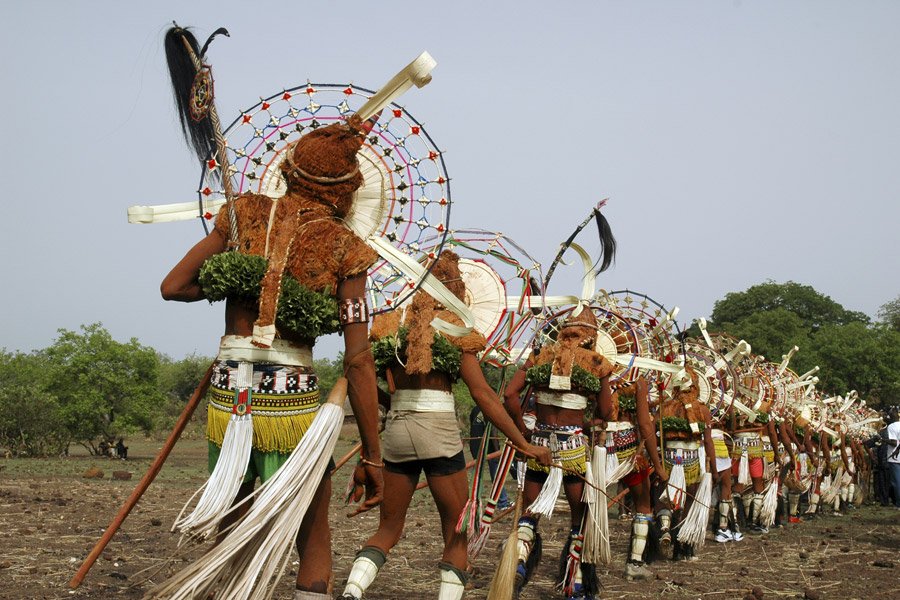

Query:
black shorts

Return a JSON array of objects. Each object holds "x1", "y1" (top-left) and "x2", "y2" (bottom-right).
[
  {"x1": 385, "y1": 451, "x2": 466, "y2": 480},
  {"x1": 525, "y1": 465, "x2": 581, "y2": 485}
]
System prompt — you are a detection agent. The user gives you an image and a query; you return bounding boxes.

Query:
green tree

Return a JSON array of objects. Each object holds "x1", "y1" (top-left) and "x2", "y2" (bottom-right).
[
  {"x1": 44, "y1": 323, "x2": 165, "y2": 454},
  {"x1": 0, "y1": 350, "x2": 68, "y2": 456},
  {"x1": 724, "y1": 308, "x2": 812, "y2": 370},
  {"x1": 157, "y1": 352, "x2": 213, "y2": 433},
  {"x1": 877, "y1": 295, "x2": 900, "y2": 332},
  {"x1": 313, "y1": 354, "x2": 344, "y2": 402},
  {"x1": 710, "y1": 281, "x2": 869, "y2": 333},
  {"x1": 807, "y1": 323, "x2": 900, "y2": 407}
]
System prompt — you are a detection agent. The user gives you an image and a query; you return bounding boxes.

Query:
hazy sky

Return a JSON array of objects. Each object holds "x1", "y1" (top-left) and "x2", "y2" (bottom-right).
[{"x1": 1, "y1": 1, "x2": 897, "y2": 360}]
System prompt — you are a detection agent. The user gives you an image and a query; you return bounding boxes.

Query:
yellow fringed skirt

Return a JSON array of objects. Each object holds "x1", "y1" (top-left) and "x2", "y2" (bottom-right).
[{"x1": 207, "y1": 361, "x2": 320, "y2": 454}]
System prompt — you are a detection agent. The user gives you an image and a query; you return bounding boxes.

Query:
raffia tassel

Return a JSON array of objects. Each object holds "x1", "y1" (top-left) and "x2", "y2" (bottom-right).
[
  {"x1": 147, "y1": 380, "x2": 347, "y2": 600},
  {"x1": 737, "y1": 452, "x2": 751, "y2": 486},
  {"x1": 676, "y1": 472, "x2": 711, "y2": 549},
  {"x1": 527, "y1": 465, "x2": 562, "y2": 519},
  {"x1": 821, "y1": 471, "x2": 841, "y2": 505},
  {"x1": 606, "y1": 454, "x2": 635, "y2": 486},
  {"x1": 663, "y1": 462, "x2": 686, "y2": 511},
  {"x1": 486, "y1": 499, "x2": 522, "y2": 600},
  {"x1": 582, "y1": 446, "x2": 610, "y2": 565},
  {"x1": 173, "y1": 413, "x2": 253, "y2": 540},
  {"x1": 758, "y1": 476, "x2": 780, "y2": 527}
]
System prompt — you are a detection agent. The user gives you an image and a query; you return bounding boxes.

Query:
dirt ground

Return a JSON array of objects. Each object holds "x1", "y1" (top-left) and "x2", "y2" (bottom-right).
[{"x1": 1, "y1": 432, "x2": 898, "y2": 600}]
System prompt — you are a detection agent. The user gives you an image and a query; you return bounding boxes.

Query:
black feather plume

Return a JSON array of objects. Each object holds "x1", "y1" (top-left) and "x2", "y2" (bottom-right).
[
  {"x1": 200, "y1": 27, "x2": 230, "y2": 58},
  {"x1": 164, "y1": 24, "x2": 218, "y2": 164},
  {"x1": 594, "y1": 210, "x2": 617, "y2": 273}
]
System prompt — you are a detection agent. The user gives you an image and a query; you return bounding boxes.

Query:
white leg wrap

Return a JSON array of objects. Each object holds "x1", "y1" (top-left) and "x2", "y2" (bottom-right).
[
  {"x1": 742, "y1": 492, "x2": 753, "y2": 517},
  {"x1": 516, "y1": 521, "x2": 536, "y2": 563},
  {"x1": 630, "y1": 519, "x2": 649, "y2": 562},
  {"x1": 718, "y1": 501, "x2": 731, "y2": 530},
  {"x1": 342, "y1": 555, "x2": 382, "y2": 599},
  {"x1": 438, "y1": 565, "x2": 466, "y2": 600},
  {"x1": 658, "y1": 512, "x2": 671, "y2": 532},
  {"x1": 752, "y1": 493, "x2": 764, "y2": 523},
  {"x1": 840, "y1": 485, "x2": 849, "y2": 503},
  {"x1": 293, "y1": 591, "x2": 330, "y2": 600},
  {"x1": 789, "y1": 493, "x2": 800, "y2": 515}
]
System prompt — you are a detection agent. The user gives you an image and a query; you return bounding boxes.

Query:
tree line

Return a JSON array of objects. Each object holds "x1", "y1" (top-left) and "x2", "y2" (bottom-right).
[{"x1": 2, "y1": 284, "x2": 896, "y2": 457}]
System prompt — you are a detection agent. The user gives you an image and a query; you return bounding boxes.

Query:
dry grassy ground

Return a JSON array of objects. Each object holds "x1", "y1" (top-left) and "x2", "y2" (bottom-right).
[{"x1": 1, "y1": 431, "x2": 898, "y2": 600}]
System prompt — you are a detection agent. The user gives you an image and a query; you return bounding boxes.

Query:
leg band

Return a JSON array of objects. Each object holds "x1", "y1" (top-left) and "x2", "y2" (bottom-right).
[
  {"x1": 516, "y1": 517, "x2": 537, "y2": 563},
  {"x1": 718, "y1": 501, "x2": 731, "y2": 530},
  {"x1": 437, "y1": 562, "x2": 468, "y2": 600},
  {"x1": 342, "y1": 546, "x2": 387, "y2": 600},
  {"x1": 630, "y1": 514, "x2": 651, "y2": 562}
]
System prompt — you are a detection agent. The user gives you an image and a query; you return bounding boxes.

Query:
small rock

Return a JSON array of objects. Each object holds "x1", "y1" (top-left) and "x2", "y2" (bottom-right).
[
  {"x1": 82, "y1": 467, "x2": 104, "y2": 479},
  {"x1": 739, "y1": 566, "x2": 750, "y2": 577},
  {"x1": 112, "y1": 471, "x2": 132, "y2": 481},
  {"x1": 150, "y1": 518, "x2": 162, "y2": 526},
  {"x1": 799, "y1": 551, "x2": 809, "y2": 559},
  {"x1": 812, "y1": 570, "x2": 823, "y2": 577},
  {"x1": 872, "y1": 560, "x2": 895, "y2": 568},
  {"x1": 804, "y1": 589, "x2": 820, "y2": 600},
  {"x1": 671, "y1": 579, "x2": 685, "y2": 586},
  {"x1": 0, "y1": 561, "x2": 12, "y2": 569},
  {"x1": 103, "y1": 553, "x2": 113, "y2": 561},
  {"x1": 108, "y1": 572, "x2": 127, "y2": 580},
  {"x1": 840, "y1": 546, "x2": 849, "y2": 553},
  {"x1": 752, "y1": 586, "x2": 764, "y2": 599}
]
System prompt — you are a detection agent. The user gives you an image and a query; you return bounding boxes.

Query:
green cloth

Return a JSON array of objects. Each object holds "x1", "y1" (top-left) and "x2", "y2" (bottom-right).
[{"x1": 208, "y1": 441, "x2": 292, "y2": 484}]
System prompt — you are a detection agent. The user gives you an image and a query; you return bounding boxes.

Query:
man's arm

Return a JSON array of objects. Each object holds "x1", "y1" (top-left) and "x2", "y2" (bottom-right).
[
  {"x1": 161, "y1": 229, "x2": 227, "y2": 301},
  {"x1": 339, "y1": 274, "x2": 383, "y2": 513}
]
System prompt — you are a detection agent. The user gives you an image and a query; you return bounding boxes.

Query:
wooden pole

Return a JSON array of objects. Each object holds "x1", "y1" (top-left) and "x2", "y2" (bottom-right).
[{"x1": 68, "y1": 363, "x2": 215, "y2": 589}]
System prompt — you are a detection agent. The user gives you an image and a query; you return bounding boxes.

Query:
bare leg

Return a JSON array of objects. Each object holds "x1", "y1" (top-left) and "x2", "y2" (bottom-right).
[
  {"x1": 364, "y1": 469, "x2": 418, "y2": 554},
  {"x1": 563, "y1": 479, "x2": 586, "y2": 527},
  {"x1": 426, "y1": 469, "x2": 470, "y2": 570},
  {"x1": 630, "y1": 477, "x2": 652, "y2": 514},
  {"x1": 295, "y1": 474, "x2": 333, "y2": 593}
]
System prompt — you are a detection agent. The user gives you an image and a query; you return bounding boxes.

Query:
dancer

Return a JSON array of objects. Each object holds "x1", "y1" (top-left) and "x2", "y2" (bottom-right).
[
  {"x1": 504, "y1": 307, "x2": 614, "y2": 600},
  {"x1": 340, "y1": 251, "x2": 551, "y2": 600},
  {"x1": 654, "y1": 368, "x2": 715, "y2": 561},
  {"x1": 157, "y1": 27, "x2": 386, "y2": 599},
  {"x1": 604, "y1": 377, "x2": 667, "y2": 579}
]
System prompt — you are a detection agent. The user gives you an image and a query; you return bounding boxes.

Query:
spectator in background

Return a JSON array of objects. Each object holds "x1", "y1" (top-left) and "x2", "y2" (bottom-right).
[
  {"x1": 116, "y1": 438, "x2": 128, "y2": 460},
  {"x1": 887, "y1": 407, "x2": 900, "y2": 508}
]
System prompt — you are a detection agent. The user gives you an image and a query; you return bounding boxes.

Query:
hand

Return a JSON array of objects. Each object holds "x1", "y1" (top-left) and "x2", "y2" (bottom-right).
[
  {"x1": 529, "y1": 444, "x2": 552, "y2": 467},
  {"x1": 656, "y1": 466, "x2": 669, "y2": 482},
  {"x1": 710, "y1": 468, "x2": 720, "y2": 484},
  {"x1": 347, "y1": 461, "x2": 384, "y2": 517}
]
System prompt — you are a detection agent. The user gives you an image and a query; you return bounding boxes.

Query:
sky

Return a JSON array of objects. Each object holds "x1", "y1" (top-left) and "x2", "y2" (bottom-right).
[{"x1": 1, "y1": 1, "x2": 898, "y2": 361}]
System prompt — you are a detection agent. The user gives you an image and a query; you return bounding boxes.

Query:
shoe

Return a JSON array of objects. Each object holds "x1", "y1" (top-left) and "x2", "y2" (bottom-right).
[
  {"x1": 564, "y1": 582, "x2": 594, "y2": 600},
  {"x1": 789, "y1": 516, "x2": 803, "y2": 524},
  {"x1": 751, "y1": 524, "x2": 769, "y2": 534},
  {"x1": 732, "y1": 530, "x2": 744, "y2": 542},
  {"x1": 624, "y1": 560, "x2": 653, "y2": 581},
  {"x1": 497, "y1": 502, "x2": 513, "y2": 512},
  {"x1": 715, "y1": 529, "x2": 734, "y2": 543},
  {"x1": 660, "y1": 530, "x2": 671, "y2": 546},
  {"x1": 513, "y1": 561, "x2": 527, "y2": 599},
  {"x1": 832, "y1": 511, "x2": 843, "y2": 517},
  {"x1": 339, "y1": 595, "x2": 360, "y2": 600}
]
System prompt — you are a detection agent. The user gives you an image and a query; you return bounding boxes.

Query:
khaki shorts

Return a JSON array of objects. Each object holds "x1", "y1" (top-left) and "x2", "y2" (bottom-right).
[{"x1": 382, "y1": 410, "x2": 463, "y2": 463}]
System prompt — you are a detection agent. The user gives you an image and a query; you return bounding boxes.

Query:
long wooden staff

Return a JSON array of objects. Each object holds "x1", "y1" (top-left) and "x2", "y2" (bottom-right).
[{"x1": 69, "y1": 363, "x2": 215, "y2": 589}]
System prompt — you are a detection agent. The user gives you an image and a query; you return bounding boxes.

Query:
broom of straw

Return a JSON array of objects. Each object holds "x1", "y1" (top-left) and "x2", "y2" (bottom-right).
[{"x1": 486, "y1": 494, "x2": 523, "y2": 600}]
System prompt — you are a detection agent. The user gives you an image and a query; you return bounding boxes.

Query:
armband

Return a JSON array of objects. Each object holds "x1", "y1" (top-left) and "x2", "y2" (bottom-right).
[{"x1": 339, "y1": 297, "x2": 370, "y2": 326}]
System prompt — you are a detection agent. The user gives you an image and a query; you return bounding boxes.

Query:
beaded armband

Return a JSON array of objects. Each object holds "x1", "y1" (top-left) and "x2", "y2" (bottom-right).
[{"x1": 339, "y1": 297, "x2": 369, "y2": 326}]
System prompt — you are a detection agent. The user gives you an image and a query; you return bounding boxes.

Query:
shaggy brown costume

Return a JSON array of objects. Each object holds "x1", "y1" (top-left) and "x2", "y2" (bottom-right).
[
  {"x1": 531, "y1": 308, "x2": 614, "y2": 383},
  {"x1": 660, "y1": 367, "x2": 704, "y2": 440},
  {"x1": 369, "y1": 251, "x2": 486, "y2": 373},
  {"x1": 213, "y1": 118, "x2": 378, "y2": 344}
]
